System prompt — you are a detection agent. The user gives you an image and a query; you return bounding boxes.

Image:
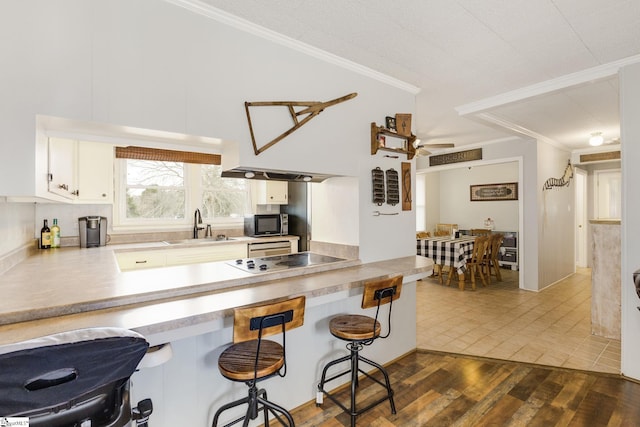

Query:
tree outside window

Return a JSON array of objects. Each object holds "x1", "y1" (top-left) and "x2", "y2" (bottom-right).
[{"x1": 118, "y1": 160, "x2": 250, "y2": 226}]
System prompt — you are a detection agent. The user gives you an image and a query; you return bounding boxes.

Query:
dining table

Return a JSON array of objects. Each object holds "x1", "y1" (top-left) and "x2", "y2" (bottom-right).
[{"x1": 416, "y1": 235, "x2": 476, "y2": 290}]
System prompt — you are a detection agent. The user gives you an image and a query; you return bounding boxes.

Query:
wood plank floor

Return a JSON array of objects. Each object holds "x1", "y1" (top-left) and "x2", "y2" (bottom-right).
[{"x1": 289, "y1": 350, "x2": 640, "y2": 426}]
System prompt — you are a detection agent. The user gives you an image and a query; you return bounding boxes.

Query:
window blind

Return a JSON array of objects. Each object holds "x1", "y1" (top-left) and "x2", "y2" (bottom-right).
[{"x1": 115, "y1": 146, "x2": 221, "y2": 165}]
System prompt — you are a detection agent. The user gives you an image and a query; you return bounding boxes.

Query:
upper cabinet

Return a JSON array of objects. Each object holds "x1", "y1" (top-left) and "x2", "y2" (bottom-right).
[
  {"x1": 252, "y1": 180, "x2": 288, "y2": 205},
  {"x1": 48, "y1": 137, "x2": 77, "y2": 200},
  {"x1": 47, "y1": 138, "x2": 114, "y2": 204}
]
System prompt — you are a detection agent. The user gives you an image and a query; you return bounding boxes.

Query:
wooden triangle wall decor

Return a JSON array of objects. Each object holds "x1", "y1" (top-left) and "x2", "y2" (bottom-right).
[{"x1": 244, "y1": 92, "x2": 357, "y2": 155}]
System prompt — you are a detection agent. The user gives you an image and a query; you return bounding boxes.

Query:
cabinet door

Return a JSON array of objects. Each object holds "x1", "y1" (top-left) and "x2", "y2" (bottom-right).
[
  {"x1": 77, "y1": 141, "x2": 114, "y2": 203},
  {"x1": 266, "y1": 181, "x2": 288, "y2": 204},
  {"x1": 48, "y1": 137, "x2": 77, "y2": 199},
  {"x1": 254, "y1": 181, "x2": 288, "y2": 204}
]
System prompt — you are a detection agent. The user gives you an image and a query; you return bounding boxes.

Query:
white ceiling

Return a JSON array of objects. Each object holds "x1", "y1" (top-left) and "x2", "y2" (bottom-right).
[{"x1": 189, "y1": 0, "x2": 640, "y2": 151}]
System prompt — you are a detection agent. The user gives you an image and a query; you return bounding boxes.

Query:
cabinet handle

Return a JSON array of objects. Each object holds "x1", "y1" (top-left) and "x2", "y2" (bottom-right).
[
  {"x1": 71, "y1": 190, "x2": 79, "y2": 196},
  {"x1": 135, "y1": 260, "x2": 148, "y2": 264},
  {"x1": 58, "y1": 184, "x2": 68, "y2": 191}
]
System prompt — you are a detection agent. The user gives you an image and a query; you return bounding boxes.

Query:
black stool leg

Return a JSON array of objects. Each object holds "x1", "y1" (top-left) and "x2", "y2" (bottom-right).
[
  {"x1": 317, "y1": 344, "x2": 396, "y2": 426},
  {"x1": 359, "y1": 354, "x2": 396, "y2": 414},
  {"x1": 350, "y1": 346, "x2": 358, "y2": 427},
  {"x1": 211, "y1": 394, "x2": 251, "y2": 427}
]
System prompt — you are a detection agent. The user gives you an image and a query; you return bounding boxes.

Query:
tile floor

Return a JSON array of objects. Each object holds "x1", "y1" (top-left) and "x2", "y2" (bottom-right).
[{"x1": 416, "y1": 267, "x2": 621, "y2": 374}]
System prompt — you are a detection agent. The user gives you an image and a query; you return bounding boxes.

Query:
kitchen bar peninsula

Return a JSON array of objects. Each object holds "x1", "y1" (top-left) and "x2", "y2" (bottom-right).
[{"x1": 0, "y1": 244, "x2": 432, "y2": 426}]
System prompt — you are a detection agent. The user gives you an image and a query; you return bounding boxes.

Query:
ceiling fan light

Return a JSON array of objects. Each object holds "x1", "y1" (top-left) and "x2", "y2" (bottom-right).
[
  {"x1": 589, "y1": 132, "x2": 603, "y2": 146},
  {"x1": 413, "y1": 138, "x2": 421, "y2": 148}
]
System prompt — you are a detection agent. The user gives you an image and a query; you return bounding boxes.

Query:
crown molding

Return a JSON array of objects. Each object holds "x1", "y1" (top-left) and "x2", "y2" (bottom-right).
[
  {"x1": 456, "y1": 54, "x2": 640, "y2": 116},
  {"x1": 165, "y1": 0, "x2": 421, "y2": 95}
]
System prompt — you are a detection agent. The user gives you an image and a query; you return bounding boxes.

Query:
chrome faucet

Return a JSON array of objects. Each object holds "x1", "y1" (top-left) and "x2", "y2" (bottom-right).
[{"x1": 193, "y1": 209, "x2": 204, "y2": 238}]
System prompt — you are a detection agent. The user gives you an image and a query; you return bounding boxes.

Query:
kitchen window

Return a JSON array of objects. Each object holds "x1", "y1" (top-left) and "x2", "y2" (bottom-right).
[{"x1": 113, "y1": 159, "x2": 250, "y2": 229}]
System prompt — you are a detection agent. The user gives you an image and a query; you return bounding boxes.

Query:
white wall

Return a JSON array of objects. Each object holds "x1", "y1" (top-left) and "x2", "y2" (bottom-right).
[
  {"x1": 536, "y1": 142, "x2": 575, "y2": 288},
  {"x1": 433, "y1": 162, "x2": 519, "y2": 232},
  {"x1": 0, "y1": 201, "x2": 35, "y2": 257},
  {"x1": 620, "y1": 62, "x2": 640, "y2": 380},
  {"x1": 0, "y1": 0, "x2": 417, "y2": 262}
]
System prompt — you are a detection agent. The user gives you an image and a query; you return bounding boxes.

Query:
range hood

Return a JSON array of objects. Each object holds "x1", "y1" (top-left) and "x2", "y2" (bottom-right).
[{"x1": 221, "y1": 167, "x2": 335, "y2": 183}]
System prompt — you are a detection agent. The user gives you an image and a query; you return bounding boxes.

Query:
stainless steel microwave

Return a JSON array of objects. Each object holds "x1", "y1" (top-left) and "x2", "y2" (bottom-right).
[{"x1": 244, "y1": 214, "x2": 288, "y2": 236}]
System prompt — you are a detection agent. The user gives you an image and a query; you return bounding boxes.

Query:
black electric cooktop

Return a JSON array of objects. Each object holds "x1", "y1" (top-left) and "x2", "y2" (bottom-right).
[{"x1": 227, "y1": 252, "x2": 346, "y2": 274}]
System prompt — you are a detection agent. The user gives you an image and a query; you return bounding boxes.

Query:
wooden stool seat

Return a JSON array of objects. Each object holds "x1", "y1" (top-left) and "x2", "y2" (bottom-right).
[
  {"x1": 330, "y1": 314, "x2": 381, "y2": 341},
  {"x1": 218, "y1": 340, "x2": 284, "y2": 381}
]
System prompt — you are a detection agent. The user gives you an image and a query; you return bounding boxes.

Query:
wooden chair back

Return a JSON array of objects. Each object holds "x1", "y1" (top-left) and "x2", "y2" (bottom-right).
[
  {"x1": 362, "y1": 276, "x2": 403, "y2": 309},
  {"x1": 232, "y1": 296, "x2": 306, "y2": 344},
  {"x1": 470, "y1": 228, "x2": 491, "y2": 236},
  {"x1": 435, "y1": 223, "x2": 458, "y2": 235},
  {"x1": 489, "y1": 233, "x2": 504, "y2": 260},
  {"x1": 416, "y1": 231, "x2": 431, "y2": 239},
  {"x1": 470, "y1": 236, "x2": 490, "y2": 264},
  {"x1": 433, "y1": 230, "x2": 449, "y2": 237}
]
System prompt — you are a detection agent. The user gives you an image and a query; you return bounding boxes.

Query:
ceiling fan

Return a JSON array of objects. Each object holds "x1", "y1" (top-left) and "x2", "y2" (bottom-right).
[{"x1": 413, "y1": 139, "x2": 455, "y2": 156}]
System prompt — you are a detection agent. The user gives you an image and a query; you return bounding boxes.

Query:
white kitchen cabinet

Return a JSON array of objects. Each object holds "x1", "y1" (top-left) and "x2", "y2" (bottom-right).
[
  {"x1": 164, "y1": 243, "x2": 247, "y2": 266},
  {"x1": 254, "y1": 181, "x2": 288, "y2": 204},
  {"x1": 115, "y1": 250, "x2": 166, "y2": 271},
  {"x1": 48, "y1": 137, "x2": 77, "y2": 200},
  {"x1": 47, "y1": 138, "x2": 114, "y2": 204},
  {"x1": 77, "y1": 142, "x2": 114, "y2": 203}
]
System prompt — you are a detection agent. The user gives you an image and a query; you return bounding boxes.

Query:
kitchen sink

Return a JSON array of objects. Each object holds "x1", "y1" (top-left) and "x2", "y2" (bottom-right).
[{"x1": 162, "y1": 238, "x2": 237, "y2": 245}]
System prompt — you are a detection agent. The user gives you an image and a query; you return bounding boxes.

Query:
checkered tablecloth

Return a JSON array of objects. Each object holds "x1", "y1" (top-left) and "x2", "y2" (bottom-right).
[{"x1": 416, "y1": 236, "x2": 476, "y2": 275}]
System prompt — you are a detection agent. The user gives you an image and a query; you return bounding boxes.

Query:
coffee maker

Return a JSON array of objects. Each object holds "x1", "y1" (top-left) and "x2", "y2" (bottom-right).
[{"x1": 78, "y1": 216, "x2": 108, "y2": 248}]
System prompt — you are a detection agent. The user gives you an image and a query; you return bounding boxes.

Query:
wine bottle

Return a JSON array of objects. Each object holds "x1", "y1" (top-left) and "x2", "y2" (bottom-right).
[
  {"x1": 51, "y1": 218, "x2": 61, "y2": 248},
  {"x1": 41, "y1": 219, "x2": 51, "y2": 249}
]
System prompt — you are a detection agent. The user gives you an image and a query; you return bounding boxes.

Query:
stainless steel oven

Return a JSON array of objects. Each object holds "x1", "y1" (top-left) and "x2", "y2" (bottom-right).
[{"x1": 247, "y1": 241, "x2": 292, "y2": 257}]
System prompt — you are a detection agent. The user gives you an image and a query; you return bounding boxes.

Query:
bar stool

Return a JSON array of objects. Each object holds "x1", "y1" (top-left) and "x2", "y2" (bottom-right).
[
  {"x1": 211, "y1": 295, "x2": 306, "y2": 427},
  {"x1": 0, "y1": 327, "x2": 152, "y2": 427},
  {"x1": 317, "y1": 275, "x2": 403, "y2": 427}
]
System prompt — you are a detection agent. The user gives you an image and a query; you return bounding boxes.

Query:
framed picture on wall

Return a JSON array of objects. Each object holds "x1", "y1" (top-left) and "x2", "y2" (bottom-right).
[{"x1": 470, "y1": 182, "x2": 518, "y2": 201}]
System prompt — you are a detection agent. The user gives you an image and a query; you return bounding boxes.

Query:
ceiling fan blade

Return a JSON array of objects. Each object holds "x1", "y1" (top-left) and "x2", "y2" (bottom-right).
[
  {"x1": 417, "y1": 143, "x2": 455, "y2": 149},
  {"x1": 416, "y1": 147, "x2": 432, "y2": 156}
]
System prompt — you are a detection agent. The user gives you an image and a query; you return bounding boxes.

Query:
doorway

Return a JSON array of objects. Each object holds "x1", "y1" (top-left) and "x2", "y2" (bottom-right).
[{"x1": 575, "y1": 168, "x2": 587, "y2": 268}]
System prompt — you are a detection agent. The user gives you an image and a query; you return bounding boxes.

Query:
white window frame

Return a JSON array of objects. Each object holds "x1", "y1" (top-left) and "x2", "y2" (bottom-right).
[{"x1": 113, "y1": 160, "x2": 247, "y2": 232}]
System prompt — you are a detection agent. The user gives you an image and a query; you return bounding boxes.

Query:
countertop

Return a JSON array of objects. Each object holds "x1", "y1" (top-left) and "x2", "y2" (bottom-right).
[{"x1": 0, "y1": 240, "x2": 433, "y2": 347}]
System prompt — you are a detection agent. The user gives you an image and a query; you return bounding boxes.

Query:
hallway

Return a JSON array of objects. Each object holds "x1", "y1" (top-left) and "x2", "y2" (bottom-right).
[{"x1": 416, "y1": 268, "x2": 620, "y2": 374}]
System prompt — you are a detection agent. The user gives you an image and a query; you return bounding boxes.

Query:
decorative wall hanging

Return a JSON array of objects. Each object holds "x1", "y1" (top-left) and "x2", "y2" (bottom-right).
[
  {"x1": 402, "y1": 162, "x2": 411, "y2": 211},
  {"x1": 245, "y1": 92, "x2": 357, "y2": 155},
  {"x1": 542, "y1": 160, "x2": 573, "y2": 191},
  {"x1": 395, "y1": 113, "x2": 412, "y2": 137},
  {"x1": 372, "y1": 167, "x2": 385, "y2": 205},
  {"x1": 385, "y1": 168, "x2": 399, "y2": 206},
  {"x1": 429, "y1": 148, "x2": 482, "y2": 166},
  {"x1": 470, "y1": 182, "x2": 518, "y2": 201}
]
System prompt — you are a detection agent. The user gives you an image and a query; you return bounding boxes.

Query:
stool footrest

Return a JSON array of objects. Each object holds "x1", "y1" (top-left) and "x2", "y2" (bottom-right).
[{"x1": 317, "y1": 348, "x2": 396, "y2": 427}]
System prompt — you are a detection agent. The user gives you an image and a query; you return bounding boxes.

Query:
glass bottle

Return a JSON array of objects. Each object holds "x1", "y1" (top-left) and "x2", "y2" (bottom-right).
[
  {"x1": 41, "y1": 219, "x2": 51, "y2": 249},
  {"x1": 51, "y1": 218, "x2": 61, "y2": 248}
]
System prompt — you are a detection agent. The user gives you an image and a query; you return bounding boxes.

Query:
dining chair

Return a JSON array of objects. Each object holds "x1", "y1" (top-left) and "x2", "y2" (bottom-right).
[
  {"x1": 433, "y1": 230, "x2": 450, "y2": 237},
  {"x1": 465, "y1": 235, "x2": 490, "y2": 290},
  {"x1": 416, "y1": 231, "x2": 431, "y2": 239},
  {"x1": 483, "y1": 233, "x2": 504, "y2": 283},
  {"x1": 435, "y1": 223, "x2": 458, "y2": 236},
  {"x1": 470, "y1": 228, "x2": 491, "y2": 236}
]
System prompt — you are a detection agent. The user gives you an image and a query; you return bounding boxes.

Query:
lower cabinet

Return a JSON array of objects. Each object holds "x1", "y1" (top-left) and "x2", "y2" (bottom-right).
[
  {"x1": 115, "y1": 250, "x2": 166, "y2": 271},
  {"x1": 164, "y1": 243, "x2": 247, "y2": 266},
  {"x1": 116, "y1": 243, "x2": 249, "y2": 271}
]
